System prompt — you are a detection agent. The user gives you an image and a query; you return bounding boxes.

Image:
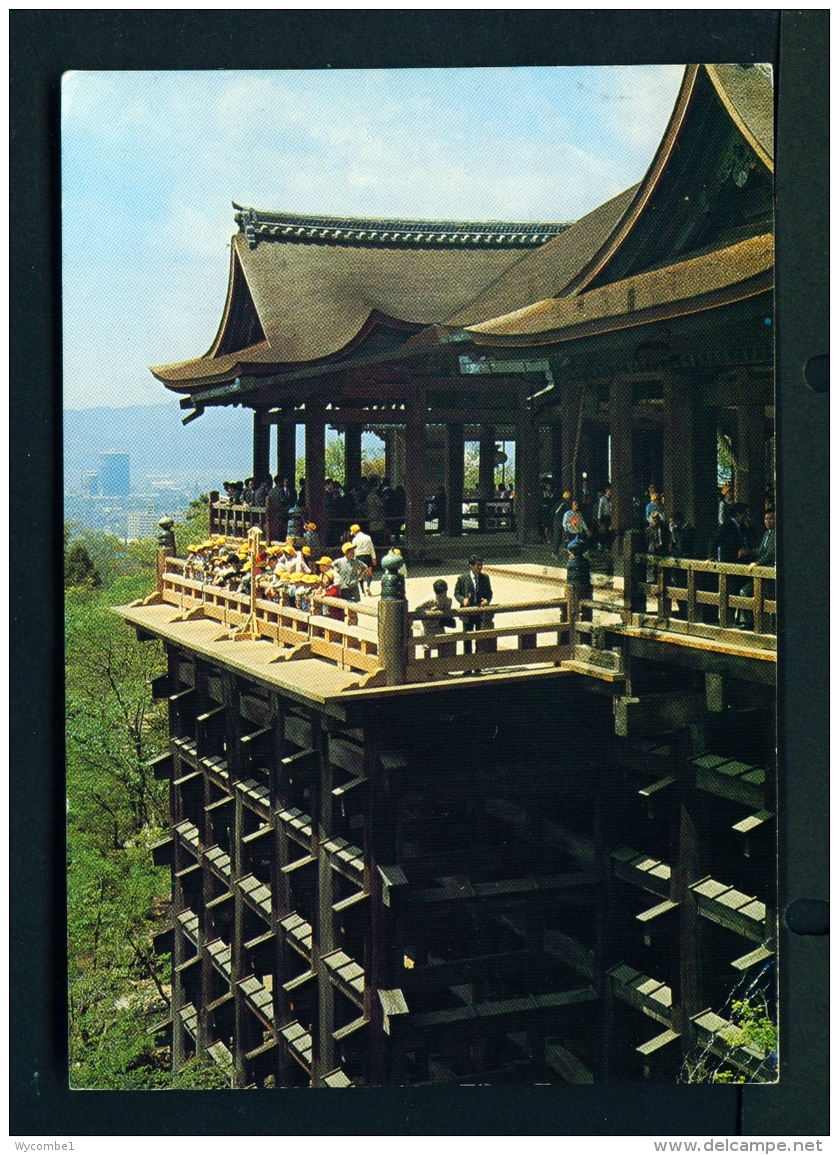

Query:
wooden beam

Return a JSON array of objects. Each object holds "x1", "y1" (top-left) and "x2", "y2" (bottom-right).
[{"x1": 614, "y1": 691, "x2": 710, "y2": 738}]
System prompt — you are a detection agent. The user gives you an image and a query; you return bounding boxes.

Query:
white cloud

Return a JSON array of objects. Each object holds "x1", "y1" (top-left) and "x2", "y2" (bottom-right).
[{"x1": 62, "y1": 65, "x2": 685, "y2": 409}]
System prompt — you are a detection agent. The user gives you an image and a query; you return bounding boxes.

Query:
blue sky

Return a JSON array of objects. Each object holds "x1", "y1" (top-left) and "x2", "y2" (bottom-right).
[{"x1": 62, "y1": 65, "x2": 684, "y2": 410}]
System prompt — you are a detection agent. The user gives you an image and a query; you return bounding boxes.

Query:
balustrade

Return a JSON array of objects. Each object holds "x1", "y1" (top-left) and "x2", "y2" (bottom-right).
[{"x1": 628, "y1": 553, "x2": 776, "y2": 646}]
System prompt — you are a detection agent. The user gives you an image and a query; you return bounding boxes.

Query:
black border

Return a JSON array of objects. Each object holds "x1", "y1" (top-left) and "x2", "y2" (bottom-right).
[{"x1": 11, "y1": 9, "x2": 827, "y2": 1137}]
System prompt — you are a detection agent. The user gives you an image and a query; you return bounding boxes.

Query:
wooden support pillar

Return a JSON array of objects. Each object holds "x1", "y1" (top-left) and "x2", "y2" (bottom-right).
[
  {"x1": 345, "y1": 424, "x2": 363, "y2": 489},
  {"x1": 276, "y1": 411, "x2": 297, "y2": 484},
  {"x1": 516, "y1": 395, "x2": 541, "y2": 544},
  {"x1": 305, "y1": 405, "x2": 326, "y2": 530},
  {"x1": 269, "y1": 694, "x2": 294, "y2": 1085},
  {"x1": 671, "y1": 801, "x2": 701, "y2": 1051},
  {"x1": 735, "y1": 401, "x2": 766, "y2": 514},
  {"x1": 609, "y1": 377, "x2": 635, "y2": 533},
  {"x1": 170, "y1": 752, "x2": 188, "y2": 1070},
  {"x1": 444, "y1": 422, "x2": 464, "y2": 536},
  {"x1": 252, "y1": 410, "x2": 270, "y2": 482},
  {"x1": 663, "y1": 375, "x2": 719, "y2": 552},
  {"x1": 663, "y1": 375, "x2": 692, "y2": 524},
  {"x1": 222, "y1": 674, "x2": 248, "y2": 1088},
  {"x1": 314, "y1": 720, "x2": 335, "y2": 1084},
  {"x1": 404, "y1": 392, "x2": 427, "y2": 553},
  {"x1": 562, "y1": 381, "x2": 583, "y2": 496},
  {"x1": 550, "y1": 422, "x2": 563, "y2": 488},
  {"x1": 478, "y1": 423, "x2": 496, "y2": 499}
]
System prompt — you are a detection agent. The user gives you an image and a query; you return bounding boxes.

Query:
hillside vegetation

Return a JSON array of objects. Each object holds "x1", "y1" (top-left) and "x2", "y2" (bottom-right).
[{"x1": 65, "y1": 506, "x2": 229, "y2": 1088}]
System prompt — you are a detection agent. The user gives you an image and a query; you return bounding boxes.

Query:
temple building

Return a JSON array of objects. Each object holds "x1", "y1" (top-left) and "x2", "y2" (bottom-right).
[
  {"x1": 121, "y1": 62, "x2": 778, "y2": 1087},
  {"x1": 152, "y1": 63, "x2": 773, "y2": 556}
]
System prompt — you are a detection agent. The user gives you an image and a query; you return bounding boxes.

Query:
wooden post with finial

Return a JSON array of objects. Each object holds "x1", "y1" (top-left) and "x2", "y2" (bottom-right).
[{"x1": 233, "y1": 526, "x2": 263, "y2": 641}]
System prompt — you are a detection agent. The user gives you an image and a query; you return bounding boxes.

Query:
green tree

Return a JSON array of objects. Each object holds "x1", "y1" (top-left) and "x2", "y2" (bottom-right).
[
  {"x1": 174, "y1": 493, "x2": 211, "y2": 554},
  {"x1": 65, "y1": 541, "x2": 101, "y2": 589}
]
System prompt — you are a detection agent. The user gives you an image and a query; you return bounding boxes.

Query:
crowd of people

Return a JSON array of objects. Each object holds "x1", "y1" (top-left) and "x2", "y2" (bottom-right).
[
  {"x1": 184, "y1": 522, "x2": 409, "y2": 612},
  {"x1": 219, "y1": 473, "x2": 407, "y2": 546},
  {"x1": 539, "y1": 477, "x2": 775, "y2": 568}
]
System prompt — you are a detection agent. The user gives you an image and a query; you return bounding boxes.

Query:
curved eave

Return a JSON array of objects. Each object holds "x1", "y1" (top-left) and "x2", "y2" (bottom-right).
[
  {"x1": 560, "y1": 64, "x2": 702, "y2": 297},
  {"x1": 561, "y1": 63, "x2": 773, "y2": 298},
  {"x1": 150, "y1": 341, "x2": 272, "y2": 392},
  {"x1": 465, "y1": 233, "x2": 774, "y2": 348},
  {"x1": 207, "y1": 244, "x2": 241, "y2": 359},
  {"x1": 150, "y1": 310, "x2": 422, "y2": 393},
  {"x1": 706, "y1": 64, "x2": 774, "y2": 173}
]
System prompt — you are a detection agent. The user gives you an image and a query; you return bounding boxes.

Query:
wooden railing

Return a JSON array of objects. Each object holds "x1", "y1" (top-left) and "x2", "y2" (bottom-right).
[
  {"x1": 207, "y1": 495, "x2": 517, "y2": 547},
  {"x1": 157, "y1": 558, "x2": 381, "y2": 681},
  {"x1": 405, "y1": 597, "x2": 571, "y2": 681},
  {"x1": 209, "y1": 498, "x2": 268, "y2": 541},
  {"x1": 153, "y1": 556, "x2": 572, "y2": 686},
  {"x1": 629, "y1": 552, "x2": 776, "y2": 648}
]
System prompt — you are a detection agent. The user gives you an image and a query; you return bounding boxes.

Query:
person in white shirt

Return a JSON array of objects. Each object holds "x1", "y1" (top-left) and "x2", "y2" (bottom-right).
[{"x1": 350, "y1": 523, "x2": 376, "y2": 594}]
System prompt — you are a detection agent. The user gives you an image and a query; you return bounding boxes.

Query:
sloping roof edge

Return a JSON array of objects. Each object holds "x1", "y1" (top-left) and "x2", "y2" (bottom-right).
[
  {"x1": 559, "y1": 65, "x2": 702, "y2": 298},
  {"x1": 464, "y1": 232, "x2": 774, "y2": 346},
  {"x1": 559, "y1": 63, "x2": 773, "y2": 299},
  {"x1": 705, "y1": 64, "x2": 774, "y2": 172}
]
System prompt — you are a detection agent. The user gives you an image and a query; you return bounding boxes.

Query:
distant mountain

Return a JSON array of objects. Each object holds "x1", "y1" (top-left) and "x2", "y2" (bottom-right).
[{"x1": 63, "y1": 402, "x2": 260, "y2": 492}]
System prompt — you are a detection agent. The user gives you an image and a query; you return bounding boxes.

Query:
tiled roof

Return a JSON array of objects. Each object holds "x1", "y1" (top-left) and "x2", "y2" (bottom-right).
[{"x1": 232, "y1": 204, "x2": 573, "y2": 250}]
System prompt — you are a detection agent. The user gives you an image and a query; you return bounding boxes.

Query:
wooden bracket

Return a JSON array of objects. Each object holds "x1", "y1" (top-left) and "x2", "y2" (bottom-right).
[
  {"x1": 350, "y1": 667, "x2": 387, "y2": 690},
  {"x1": 275, "y1": 642, "x2": 313, "y2": 662}
]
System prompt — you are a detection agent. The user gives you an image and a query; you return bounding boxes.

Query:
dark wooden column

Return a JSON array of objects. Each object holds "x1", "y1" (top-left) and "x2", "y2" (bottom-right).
[
  {"x1": 314, "y1": 719, "x2": 335, "y2": 1084},
  {"x1": 663, "y1": 375, "x2": 694, "y2": 523},
  {"x1": 735, "y1": 401, "x2": 766, "y2": 514},
  {"x1": 516, "y1": 391, "x2": 541, "y2": 544},
  {"x1": 268, "y1": 693, "x2": 294, "y2": 1086},
  {"x1": 224, "y1": 674, "x2": 248, "y2": 1088},
  {"x1": 609, "y1": 377, "x2": 635, "y2": 532},
  {"x1": 444, "y1": 422, "x2": 464, "y2": 536},
  {"x1": 277, "y1": 409, "x2": 297, "y2": 484},
  {"x1": 305, "y1": 404, "x2": 326, "y2": 529},
  {"x1": 550, "y1": 421, "x2": 563, "y2": 488},
  {"x1": 663, "y1": 374, "x2": 719, "y2": 550},
  {"x1": 404, "y1": 391, "x2": 427, "y2": 553},
  {"x1": 252, "y1": 410, "x2": 270, "y2": 482},
  {"x1": 345, "y1": 424, "x2": 363, "y2": 489},
  {"x1": 478, "y1": 423, "x2": 496, "y2": 498},
  {"x1": 561, "y1": 381, "x2": 583, "y2": 495}
]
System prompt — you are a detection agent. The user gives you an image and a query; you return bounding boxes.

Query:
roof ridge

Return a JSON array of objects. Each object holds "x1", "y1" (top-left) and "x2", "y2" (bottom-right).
[{"x1": 232, "y1": 203, "x2": 573, "y2": 250}]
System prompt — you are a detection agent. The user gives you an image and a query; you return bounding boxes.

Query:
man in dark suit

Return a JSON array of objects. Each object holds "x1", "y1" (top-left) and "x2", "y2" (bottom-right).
[
  {"x1": 707, "y1": 502, "x2": 750, "y2": 563},
  {"x1": 454, "y1": 554, "x2": 493, "y2": 675}
]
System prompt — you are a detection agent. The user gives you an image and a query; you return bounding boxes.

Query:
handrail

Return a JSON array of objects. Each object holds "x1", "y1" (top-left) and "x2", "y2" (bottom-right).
[
  {"x1": 630, "y1": 551, "x2": 776, "y2": 640},
  {"x1": 635, "y1": 554, "x2": 775, "y2": 579},
  {"x1": 407, "y1": 596, "x2": 565, "y2": 621},
  {"x1": 211, "y1": 500, "x2": 268, "y2": 513},
  {"x1": 158, "y1": 561, "x2": 379, "y2": 678},
  {"x1": 317, "y1": 595, "x2": 377, "y2": 618}
]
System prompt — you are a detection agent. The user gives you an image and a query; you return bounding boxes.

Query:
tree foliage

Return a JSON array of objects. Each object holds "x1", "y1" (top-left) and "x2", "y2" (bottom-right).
[
  {"x1": 65, "y1": 541, "x2": 101, "y2": 589},
  {"x1": 65, "y1": 523, "x2": 226, "y2": 1088}
]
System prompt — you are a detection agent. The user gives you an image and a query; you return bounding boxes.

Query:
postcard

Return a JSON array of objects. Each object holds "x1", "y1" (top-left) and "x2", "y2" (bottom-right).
[{"x1": 62, "y1": 62, "x2": 779, "y2": 1092}]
